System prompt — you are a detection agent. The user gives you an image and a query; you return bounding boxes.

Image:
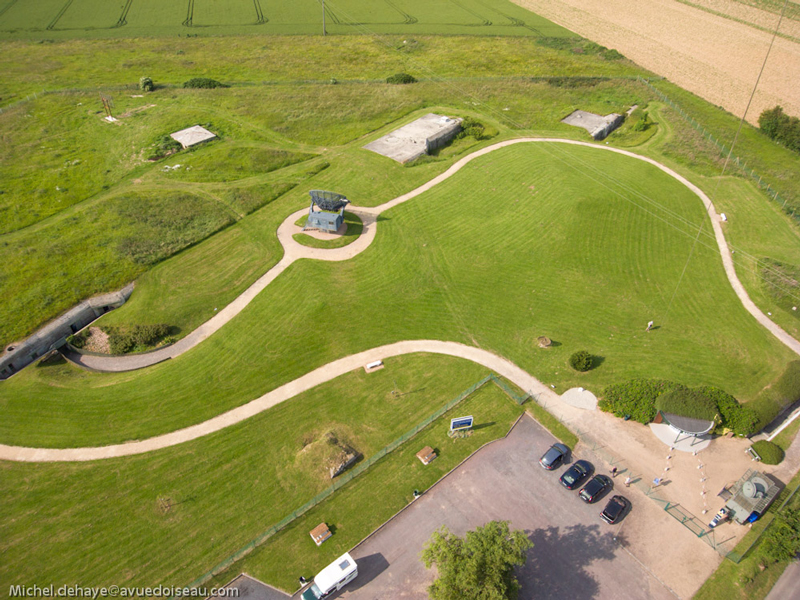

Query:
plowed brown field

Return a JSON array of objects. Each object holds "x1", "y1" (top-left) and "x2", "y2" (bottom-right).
[{"x1": 512, "y1": 0, "x2": 800, "y2": 124}]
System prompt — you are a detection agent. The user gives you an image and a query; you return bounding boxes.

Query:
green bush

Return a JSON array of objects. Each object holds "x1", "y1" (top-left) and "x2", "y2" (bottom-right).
[
  {"x1": 386, "y1": 73, "x2": 417, "y2": 84},
  {"x1": 183, "y1": 77, "x2": 229, "y2": 89},
  {"x1": 147, "y1": 135, "x2": 182, "y2": 161},
  {"x1": 760, "y1": 506, "x2": 800, "y2": 562},
  {"x1": 599, "y1": 379, "x2": 687, "y2": 423},
  {"x1": 655, "y1": 388, "x2": 718, "y2": 421},
  {"x1": 106, "y1": 324, "x2": 171, "y2": 354},
  {"x1": 759, "y1": 106, "x2": 800, "y2": 153},
  {"x1": 66, "y1": 334, "x2": 84, "y2": 349},
  {"x1": 751, "y1": 440, "x2": 785, "y2": 465},
  {"x1": 569, "y1": 350, "x2": 593, "y2": 372},
  {"x1": 602, "y1": 48, "x2": 624, "y2": 60},
  {"x1": 699, "y1": 386, "x2": 759, "y2": 436},
  {"x1": 632, "y1": 111, "x2": 651, "y2": 132},
  {"x1": 456, "y1": 117, "x2": 490, "y2": 141},
  {"x1": 139, "y1": 76, "x2": 154, "y2": 92}
]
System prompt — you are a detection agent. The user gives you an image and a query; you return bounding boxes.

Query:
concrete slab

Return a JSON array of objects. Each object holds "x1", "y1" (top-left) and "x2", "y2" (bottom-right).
[
  {"x1": 363, "y1": 114, "x2": 462, "y2": 163},
  {"x1": 561, "y1": 110, "x2": 623, "y2": 140},
  {"x1": 561, "y1": 387, "x2": 598, "y2": 410},
  {"x1": 170, "y1": 125, "x2": 216, "y2": 149},
  {"x1": 649, "y1": 423, "x2": 711, "y2": 453}
]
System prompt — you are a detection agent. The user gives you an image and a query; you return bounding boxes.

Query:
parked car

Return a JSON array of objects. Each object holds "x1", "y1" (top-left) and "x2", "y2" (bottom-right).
[
  {"x1": 539, "y1": 443, "x2": 570, "y2": 470},
  {"x1": 600, "y1": 495, "x2": 630, "y2": 524},
  {"x1": 579, "y1": 474, "x2": 612, "y2": 503},
  {"x1": 559, "y1": 459, "x2": 593, "y2": 490},
  {"x1": 708, "y1": 507, "x2": 731, "y2": 529}
]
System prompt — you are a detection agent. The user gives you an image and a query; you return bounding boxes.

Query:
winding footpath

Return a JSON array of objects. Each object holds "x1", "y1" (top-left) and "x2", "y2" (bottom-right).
[{"x1": 6, "y1": 138, "x2": 800, "y2": 462}]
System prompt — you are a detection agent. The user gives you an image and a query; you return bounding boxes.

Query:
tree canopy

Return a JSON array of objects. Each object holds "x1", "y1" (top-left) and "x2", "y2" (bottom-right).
[{"x1": 421, "y1": 520, "x2": 532, "y2": 600}]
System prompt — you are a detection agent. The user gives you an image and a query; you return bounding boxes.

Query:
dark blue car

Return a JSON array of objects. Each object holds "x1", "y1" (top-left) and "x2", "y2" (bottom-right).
[
  {"x1": 559, "y1": 459, "x2": 593, "y2": 490},
  {"x1": 539, "y1": 443, "x2": 570, "y2": 470}
]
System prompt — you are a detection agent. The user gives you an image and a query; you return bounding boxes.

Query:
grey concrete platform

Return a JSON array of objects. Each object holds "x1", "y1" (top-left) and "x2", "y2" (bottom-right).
[{"x1": 363, "y1": 113, "x2": 462, "y2": 163}]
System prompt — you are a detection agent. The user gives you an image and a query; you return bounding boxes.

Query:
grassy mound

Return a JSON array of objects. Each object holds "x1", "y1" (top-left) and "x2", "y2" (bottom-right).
[{"x1": 655, "y1": 389, "x2": 718, "y2": 421}]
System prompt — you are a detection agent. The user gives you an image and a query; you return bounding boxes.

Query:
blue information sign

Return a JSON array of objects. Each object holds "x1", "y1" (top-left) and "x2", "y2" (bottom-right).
[{"x1": 450, "y1": 415, "x2": 474, "y2": 431}]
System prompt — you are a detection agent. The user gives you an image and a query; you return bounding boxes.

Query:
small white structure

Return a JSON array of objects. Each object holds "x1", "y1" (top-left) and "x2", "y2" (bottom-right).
[
  {"x1": 301, "y1": 553, "x2": 358, "y2": 600},
  {"x1": 364, "y1": 113, "x2": 463, "y2": 163},
  {"x1": 170, "y1": 125, "x2": 217, "y2": 149}
]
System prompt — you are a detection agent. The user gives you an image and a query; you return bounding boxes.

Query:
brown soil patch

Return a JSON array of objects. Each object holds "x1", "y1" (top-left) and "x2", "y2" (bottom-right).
[
  {"x1": 512, "y1": 0, "x2": 800, "y2": 123},
  {"x1": 83, "y1": 327, "x2": 110, "y2": 354}
]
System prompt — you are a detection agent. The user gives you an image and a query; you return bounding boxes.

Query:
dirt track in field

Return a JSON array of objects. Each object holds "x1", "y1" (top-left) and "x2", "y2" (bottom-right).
[{"x1": 512, "y1": 0, "x2": 800, "y2": 124}]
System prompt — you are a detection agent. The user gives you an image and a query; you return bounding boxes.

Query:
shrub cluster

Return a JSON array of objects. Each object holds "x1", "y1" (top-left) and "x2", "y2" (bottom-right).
[
  {"x1": 655, "y1": 388, "x2": 718, "y2": 421},
  {"x1": 147, "y1": 135, "x2": 182, "y2": 161},
  {"x1": 66, "y1": 334, "x2": 85, "y2": 349},
  {"x1": 758, "y1": 106, "x2": 800, "y2": 153},
  {"x1": 183, "y1": 77, "x2": 229, "y2": 89},
  {"x1": 599, "y1": 379, "x2": 683, "y2": 423},
  {"x1": 760, "y1": 506, "x2": 800, "y2": 562},
  {"x1": 569, "y1": 350, "x2": 593, "y2": 372},
  {"x1": 386, "y1": 73, "x2": 417, "y2": 84},
  {"x1": 456, "y1": 117, "x2": 490, "y2": 141},
  {"x1": 107, "y1": 324, "x2": 171, "y2": 354},
  {"x1": 751, "y1": 440, "x2": 785, "y2": 465},
  {"x1": 699, "y1": 386, "x2": 759, "y2": 436},
  {"x1": 631, "y1": 111, "x2": 651, "y2": 132},
  {"x1": 599, "y1": 380, "x2": 759, "y2": 434},
  {"x1": 139, "y1": 76, "x2": 154, "y2": 92}
]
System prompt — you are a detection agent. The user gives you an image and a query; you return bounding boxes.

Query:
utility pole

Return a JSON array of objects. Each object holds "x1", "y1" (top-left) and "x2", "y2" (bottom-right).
[{"x1": 322, "y1": 0, "x2": 326, "y2": 36}]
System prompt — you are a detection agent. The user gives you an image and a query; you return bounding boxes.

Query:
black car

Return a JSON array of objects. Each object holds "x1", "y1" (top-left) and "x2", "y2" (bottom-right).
[
  {"x1": 600, "y1": 495, "x2": 630, "y2": 523},
  {"x1": 559, "y1": 459, "x2": 593, "y2": 490},
  {"x1": 579, "y1": 474, "x2": 612, "y2": 503},
  {"x1": 539, "y1": 443, "x2": 570, "y2": 470}
]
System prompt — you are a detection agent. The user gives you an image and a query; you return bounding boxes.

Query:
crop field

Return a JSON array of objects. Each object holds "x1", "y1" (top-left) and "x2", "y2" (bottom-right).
[
  {"x1": 0, "y1": 0, "x2": 573, "y2": 38},
  {"x1": 512, "y1": 0, "x2": 800, "y2": 125}
]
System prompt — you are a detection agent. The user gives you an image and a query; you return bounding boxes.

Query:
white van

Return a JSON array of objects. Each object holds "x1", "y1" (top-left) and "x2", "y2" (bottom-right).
[{"x1": 301, "y1": 552, "x2": 358, "y2": 599}]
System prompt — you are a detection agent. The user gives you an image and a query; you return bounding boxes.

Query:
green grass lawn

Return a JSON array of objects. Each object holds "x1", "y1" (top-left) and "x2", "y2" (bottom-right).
[
  {"x1": 0, "y1": 0, "x2": 573, "y2": 40},
  {"x1": 208, "y1": 379, "x2": 524, "y2": 592},
  {"x1": 0, "y1": 33, "x2": 649, "y2": 348},
  {"x1": 0, "y1": 353, "x2": 520, "y2": 597},
  {"x1": 2, "y1": 142, "x2": 795, "y2": 448},
  {"x1": 293, "y1": 211, "x2": 364, "y2": 249}
]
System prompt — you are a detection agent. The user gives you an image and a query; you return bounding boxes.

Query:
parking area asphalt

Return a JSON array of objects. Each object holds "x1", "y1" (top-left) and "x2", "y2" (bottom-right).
[
  {"x1": 329, "y1": 413, "x2": 677, "y2": 600},
  {"x1": 225, "y1": 574, "x2": 290, "y2": 600}
]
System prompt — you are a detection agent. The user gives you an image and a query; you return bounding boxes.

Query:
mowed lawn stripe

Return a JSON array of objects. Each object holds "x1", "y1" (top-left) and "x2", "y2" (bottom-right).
[{"x1": 0, "y1": 143, "x2": 792, "y2": 447}]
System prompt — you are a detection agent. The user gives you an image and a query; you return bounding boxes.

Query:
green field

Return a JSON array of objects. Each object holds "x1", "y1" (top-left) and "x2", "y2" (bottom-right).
[
  {"x1": 0, "y1": 353, "x2": 523, "y2": 595},
  {"x1": 3, "y1": 19, "x2": 800, "y2": 600},
  {"x1": 0, "y1": 0, "x2": 574, "y2": 39},
  {"x1": 3, "y1": 139, "x2": 797, "y2": 448}
]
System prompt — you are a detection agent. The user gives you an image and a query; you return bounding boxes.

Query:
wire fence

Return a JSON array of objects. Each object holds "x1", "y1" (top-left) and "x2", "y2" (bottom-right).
[
  {"x1": 636, "y1": 76, "x2": 794, "y2": 216},
  {"x1": 525, "y1": 389, "x2": 741, "y2": 555},
  {"x1": 174, "y1": 373, "x2": 526, "y2": 596}
]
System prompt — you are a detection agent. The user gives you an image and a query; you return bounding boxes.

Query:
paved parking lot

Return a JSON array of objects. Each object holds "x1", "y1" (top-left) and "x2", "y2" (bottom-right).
[{"x1": 332, "y1": 414, "x2": 679, "y2": 600}]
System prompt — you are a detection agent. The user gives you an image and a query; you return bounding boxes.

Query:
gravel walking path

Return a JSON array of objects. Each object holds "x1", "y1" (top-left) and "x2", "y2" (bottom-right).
[{"x1": 64, "y1": 138, "x2": 800, "y2": 373}]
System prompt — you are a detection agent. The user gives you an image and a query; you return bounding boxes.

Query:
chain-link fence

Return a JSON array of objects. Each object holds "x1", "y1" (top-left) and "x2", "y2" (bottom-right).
[
  {"x1": 637, "y1": 76, "x2": 792, "y2": 214},
  {"x1": 174, "y1": 373, "x2": 526, "y2": 595}
]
